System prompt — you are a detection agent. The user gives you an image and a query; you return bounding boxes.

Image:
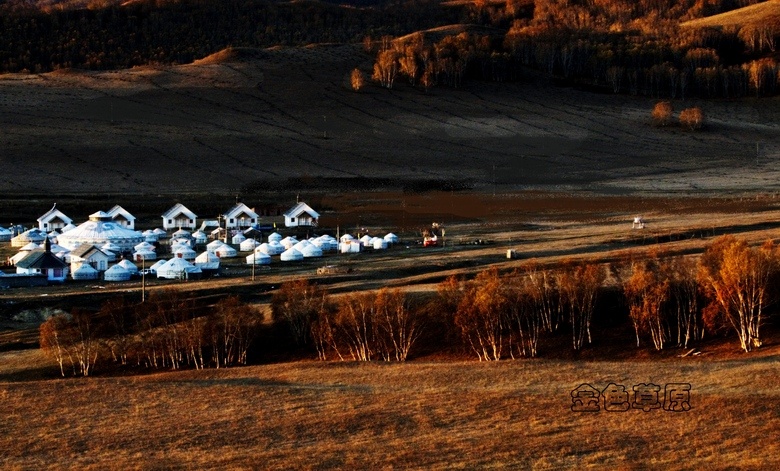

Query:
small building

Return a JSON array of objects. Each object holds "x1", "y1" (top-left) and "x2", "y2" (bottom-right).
[
  {"x1": 162, "y1": 203, "x2": 197, "y2": 230},
  {"x1": 106, "y1": 205, "x2": 136, "y2": 230},
  {"x1": 284, "y1": 202, "x2": 319, "y2": 228},
  {"x1": 15, "y1": 238, "x2": 69, "y2": 282},
  {"x1": 37, "y1": 204, "x2": 73, "y2": 232},
  {"x1": 70, "y1": 244, "x2": 111, "y2": 272},
  {"x1": 224, "y1": 203, "x2": 258, "y2": 230}
]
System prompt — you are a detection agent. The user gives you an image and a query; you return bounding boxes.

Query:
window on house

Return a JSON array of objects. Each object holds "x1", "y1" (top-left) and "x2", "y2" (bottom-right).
[
  {"x1": 168, "y1": 219, "x2": 172, "y2": 224},
  {"x1": 291, "y1": 217, "x2": 296, "y2": 222},
  {"x1": 230, "y1": 219, "x2": 234, "y2": 224},
  {"x1": 53, "y1": 269, "x2": 62, "y2": 278}
]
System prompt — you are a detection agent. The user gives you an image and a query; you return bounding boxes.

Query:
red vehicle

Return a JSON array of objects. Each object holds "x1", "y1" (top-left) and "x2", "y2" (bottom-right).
[{"x1": 423, "y1": 235, "x2": 439, "y2": 247}]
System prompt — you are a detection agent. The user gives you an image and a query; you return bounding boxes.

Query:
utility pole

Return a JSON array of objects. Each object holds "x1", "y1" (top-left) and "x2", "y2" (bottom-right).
[{"x1": 141, "y1": 255, "x2": 146, "y2": 303}]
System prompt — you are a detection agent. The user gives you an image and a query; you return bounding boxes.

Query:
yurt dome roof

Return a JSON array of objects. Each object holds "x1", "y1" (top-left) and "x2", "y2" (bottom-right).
[
  {"x1": 280, "y1": 248, "x2": 304, "y2": 261},
  {"x1": 57, "y1": 217, "x2": 143, "y2": 251}
]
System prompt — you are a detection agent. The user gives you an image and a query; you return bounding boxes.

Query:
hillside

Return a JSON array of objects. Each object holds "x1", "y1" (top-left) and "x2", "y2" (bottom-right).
[{"x1": 682, "y1": 0, "x2": 780, "y2": 28}]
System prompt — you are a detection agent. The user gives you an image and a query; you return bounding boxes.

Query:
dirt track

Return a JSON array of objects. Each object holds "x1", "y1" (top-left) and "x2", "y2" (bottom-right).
[{"x1": 1, "y1": 44, "x2": 779, "y2": 194}]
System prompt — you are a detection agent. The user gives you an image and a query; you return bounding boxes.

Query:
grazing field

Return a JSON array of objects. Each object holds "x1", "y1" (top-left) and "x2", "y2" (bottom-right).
[
  {"x1": 1, "y1": 346, "x2": 779, "y2": 469},
  {"x1": 1, "y1": 44, "x2": 779, "y2": 194}
]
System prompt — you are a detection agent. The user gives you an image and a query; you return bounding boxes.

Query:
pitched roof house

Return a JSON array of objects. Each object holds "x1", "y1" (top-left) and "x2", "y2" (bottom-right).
[
  {"x1": 284, "y1": 202, "x2": 319, "y2": 228},
  {"x1": 224, "y1": 203, "x2": 258, "y2": 229},
  {"x1": 15, "y1": 238, "x2": 69, "y2": 282},
  {"x1": 106, "y1": 205, "x2": 136, "y2": 230},
  {"x1": 69, "y1": 243, "x2": 111, "y2": 272},
  {"x1": 162, "y1": 204, "x2": 197, "y2": 230},
  {"x1": 37, "y1": 204, "x2": 73, "y2": 232}
]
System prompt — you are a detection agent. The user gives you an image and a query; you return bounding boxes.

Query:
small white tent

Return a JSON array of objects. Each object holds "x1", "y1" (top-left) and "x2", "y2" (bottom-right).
[
  {"x1": 300, "y1": 244, "x2": 323, "y2": 258},
  {"x1": 173, "y1": 246, "x2": 197, "y2": 260},
  {"x1": 71, "y1": 263, "x2": 99, "y2": 280},
  {"x1": 280, "y1": 248, "x2": 304, "y2": 261},
  {"x1": 268, "y1": 232, "x2": 282, "y2": 243},
  {"x1": 156, "y1": 257, "x2": 202, "y2": 280},
  {"x1": 214, "y1": 245, "x2": 237, "y2": 258},
  {"x1": 104, "y1": 264, "x2": 131, "y2": 282},
  {"x1": 372, "y1": 237, "x2": 388, "y2": 250},
  {"x1": 149, "y1": 259, "x2": 167, "y2": 273},
  {"x1": 194, "y1": 251, "x2": 220, "y2": 270},
  {"x1": 134, "y1": 241, "x2": 156, "y2": 252},
  {"x1": 246, "y1": 252, "x2": 271, "y2": 265},
  {"x1": 117, "y1": 259, "x2": 139, "y2": 274},
  {"x1": 231, "y1": 233, "x2": 247, "y2": 245},
  {"x1": 133, "y1": 249, "x2": 157, "y2": 262},
  {"x1": 240, "y1": 238, "x2": 260, "y2": 252},
  {"x1": 384, "y1": 233, "x2": 399, "y2": 244}
]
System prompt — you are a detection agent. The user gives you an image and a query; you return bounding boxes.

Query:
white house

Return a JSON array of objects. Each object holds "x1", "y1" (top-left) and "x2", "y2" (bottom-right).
[
  {"x1": 106, "y1": 205, "x2": 136, "y2": 230},
  {"x1": 162, "y1": 203, "x2": 197, "y2": 230},
  {"x1": 69, "y1": 244, "x2": 111, "y2": 272},
  {"x1": 224, "y1": 203, "x2": 258, "y2": 230},
  {"x1": 37, "y1": 204, "x2": 73, "y2": 232},
  {"x1": 15, "y1": 239, "x2": 69, "y2": 282},
  {"x1": 284, "y1": 202, "x2": 319, "y2": 228}
]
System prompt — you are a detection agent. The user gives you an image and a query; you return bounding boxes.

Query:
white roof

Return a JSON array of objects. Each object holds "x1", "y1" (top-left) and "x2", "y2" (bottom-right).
[
  {"x1": 117, "y1": 259, "x2": 139, "y2": 273},
  {"x1": 19, "y1": 242, "x2": 41, "y2": 251},
  {"x1": 106, "y1": 205, "x2": 135, "y2": 222},
  {"x1": 162, "y1": 203, "x2": 197, "y2": 220},
  {"x1": 156, "y1": 258, "x2": 202, "y2": 278},
  {"x1": 57, "y1": 218, "x2": 143, "y2": 251},
  {"x1": 246, "y1": 252, "x2": 271, "y2": 265},
  {"x1": 224, "y1": 203, "x2": 258, "y2": 220},
  {"x1": 150, "y1": 259, "x2": 168, "y2": 271},
  {"x1": 173, "y1": 229, "x2": 191, "y2": 238},
  {"x1": 213, "y1": 245, "x2": 237, "y2": 258},
  {"x1": 284, "y1": 202, "x2": 319, "y2": 219},
  {"x1": 280, "y1": 248, "x2": 304, "y2": 261},
  {"x1": 104, "y1": 264, "x2": 131, "y2": 281},
  {"x1": 195, "y1": 251, "x2": 220, "y2": 269},
  {"x1": 0, "y1": 227, "x2": 12, "y2": 235},
  {"x1": 134, "y1": 242, "x2": 156, "y2": 251},
  {"x1": 268, "y1": 232, "x2": 282, "y2": 242},
  {"x1": 384, "y1": 233, "x2": 399, "y2": 242},
  {"x1": 300, "y1": 244, "x2": 323, "y2": 258},
  {"x1": 37, "y1": 204, "x2": 73, "y2": 225},
  {"x1": 13, "y1": 229, "x2": 47, "y2": 242},
  {"x1": 340, "y1": 234, "x2": 354, "y2": 242}
]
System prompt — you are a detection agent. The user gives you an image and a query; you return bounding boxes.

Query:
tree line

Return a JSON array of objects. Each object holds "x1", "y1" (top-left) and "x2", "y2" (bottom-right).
[
  {"x1": 367, "y1": 0, "x2": 780, "y2": 97},
  {"x1": 40, "y1": 291, "x2": 259, "y2": 376},
  {"x1": 0, "y1": 0, "x2": 466, "y2": 73},
  {"x1": 39, "y1": 235, "x2": 780, "y2": 376}
]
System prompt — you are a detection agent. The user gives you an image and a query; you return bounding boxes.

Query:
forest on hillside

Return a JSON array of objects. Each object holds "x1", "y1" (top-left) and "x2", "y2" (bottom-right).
[{"x1": 0, "y1": 0, "x2": 778, "y2": 98}]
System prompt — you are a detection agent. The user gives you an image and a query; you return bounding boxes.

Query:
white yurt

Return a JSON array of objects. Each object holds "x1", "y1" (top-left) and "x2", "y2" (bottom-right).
[
  {"x1": 340, "y1": 240, "x2": 361, "y2": 253},
  {"x1": 149, "y1": 259, "x2": 167, "y2": 274},
  {"x1": 206, "y1": 240, "x2": 227, "y2": 253},
  {"x1": 240, "y1": 238, "x2": 260, "y2": 252},
  {"x1": 117, "y1": 259, "x2": 139, "y2": 274},
  {"x1": 384, "y1": 233, "x2": 399, "y2": 244},
  {"x1": 267, "y1": 240, "x2": 285, "y2": 255},
  {"x1": 142, "y1": 230, "x2": 159, "y2": 243},
  {"x1": 231, "y1": 233, "x2": 246, "y2": 245},
  {"x1": 57, "y1": 212, "x2": 143, "y2": 252},
  {"x1": 293, "y1": 240, "x2": 312, "y2": 252},
  {"x1": 214, "y1": 244, "x2": 237, "y2": 258},
  {"x1": 0, "y1": 226, "x2": 12, "y2": 242},
  {"x1": 133, "y1": 249, "x2": 157, "y2": 262},
  {"x1": 359, "y1": 235, "x2": 372, "y2": 247},
  {"x1": 47, "y1": 231, "x2": 59, "y2": 242},
  {"x1": 268, "y1": 232, "x2": 282, "y2": 243},
  {"x1": 71, "y1": 263, "x2": 99, "y2": 280},
  {"x1": 134, "y1": 241, "x2": 156, "y2": 252},
  {"x1": 192, "y1": 230, "x2": 208, "y2": 244},
  {"x1": 11, "y1": 229, "x2": 46, "y2": 247},
  {"x1": 104, "y1": 264, "x2": 131, "y2": 282},
  {"x1": 372, "y1": 237, "x2": 388, "y2": 250},
  {"x1": 172, "y1": 228, "x2": 191, "y2": 239},
  {"x1": 19, "y1": 242, "x2": 41, "y2": 252},
  {"x1": 245, "y1": 251, "x2": 271, "y2": 265},
  {"x1": 194, "y1": 251, "x2": 220, "y2": 270},
  {"x1": 340, "y1": 234, "x2": 354, "y2": 243},
  {"x1": 101, "y1": 242, "x2": 121, "y2": 261},
  {"x1": 300, "y1": 244, "x2": 323, "y2": 258},
  {"x1": 280, "y1": 247, "x2": 304, "y2": 262},
  {"x1": 156, "y1": 258, "x2": 202, "y2": 280},
  {"x1": 280, "y1": 236, "x2": 298, "y2": 250},
  {"x1": 61, "y1": 222, "x2": 77, "y2": 233},
  {"x1": 170, "y1": 237, "x2": 192, "y2": 248},
  {"x1": 153, "y1": 228, "x2": 167, "y2": 237},
  {"x1": 173, "y1": 246, "x2": 197, "y2": 260}
]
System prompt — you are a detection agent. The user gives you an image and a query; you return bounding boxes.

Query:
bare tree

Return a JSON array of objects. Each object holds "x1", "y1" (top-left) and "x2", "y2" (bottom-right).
[
  {"x1": 271, "y1": 279, "x2": 327, "y2": 346},
  {"x1": 454, "y1": 269, "x2": 507, "y2": 361},
  {"x1": 350, "y1": 68, "x2": 365, "y2": 91},
  {"x1": 558, "y1": 261, "x2": 605, "y2": 350},
  {"x1": 374, "y1": 288, "x2": 423, "y2": 361}
]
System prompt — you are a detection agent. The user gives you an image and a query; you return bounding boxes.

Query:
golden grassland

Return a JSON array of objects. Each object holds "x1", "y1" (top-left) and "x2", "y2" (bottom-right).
[
  {"x1": 682, "y1": 0, "x2": 780, "y2": 29},
  {"x1": 1, "y1": 346, "x2": 779, "y2": 469}
]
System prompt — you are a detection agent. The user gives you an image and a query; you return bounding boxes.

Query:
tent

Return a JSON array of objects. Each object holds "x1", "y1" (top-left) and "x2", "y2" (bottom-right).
[
  {"x1": 231, "y1": 233, "x2": 247, "y2": 245},
  {"x1": 207, "y1": 240, "x2": 227, "y2": 253},
  {"x1": 280, "y1": 248, "x2": 304, "y2": 261},
  {"x1": 372, "y1": 237, "x2": 388, "y2": 250},
  {"x1": 156, "y1": 257, "x2": 202, "y2": 280},
  {"x1": 61, "y1": 223, "x2": 77, "y2": 233},
  {"x1": 170, "y1": 237, "x2": 193, "y2": 248},
  {"x1": 280, "y1": 236, "x2": 298, "y2": 249},
  {"x1": 192, "y1": 230, "x2": 209, "y2": 244},
  {"x1": 172, "y1": 228, "x2": 191, "y2": 239},
  {"x1": 300, "y1": 244, "x2": 323, "y2": 258},
  {"x1": 268, "y1": 232, "x2": 282, "y2": 243},
  {"x1": 194, "y1": 251, "x2": 220, "y2": 270},
  {"x1": 340, "y1": 241, "x2": 361, "y2": 253},
  {"x1": 340, "y1": 234, "x2": 355, "y2": 243},
  {"x1": 133, "y1": 249, "x2": 157, "y2": 262},
  {"x1": 149, "y1": 259, "x2": 167, "y2": 274},
  {"x1": 359, "y1": 235, "x2": 373, "y2": 247},
  {"x1": 11, "y1": 229, "x2": 47, "y2": 247},
  {"x1": 293, "y1": 240, "x2": 312, "y2": 252},
  {"x1": 173, "y1": 246, "x2": 197, "y2": 260},
  {"x1": 71, "y1": 264, "x2": 99, "y2": 280},
  {"x1": 214, "y1": 245, "x2": 237, "y2": 258},
  {"x1": 153, "y1": 228, "x2": 168, "y2": 237},
  {"x1": 245, "y1": 251, "x2": 271, "y2": 265},
  {"x1": 240, "y1": 238, "x2": 260, "y2": 252},
  {"x1": 0, "y1": 226, "x2": 12, "y2": 242},
  {"x1": 117, "y1": 259, "x2": 139, "y2": 274},
  {"x1": 134, "y1": 241, "x2": 156, "y2": 252},
  {"x1": 384, "y1": 233, "x2": 399, "y2": 244},
  {"x1": 57, "y1": 212, "x2": 143, "y2": 252},
  {"x1": 104, "y1": 264, "x2": 131, "y2": 282},
  {"x1": 142, "y1": 230, "x2": 159, "y2": 243}
]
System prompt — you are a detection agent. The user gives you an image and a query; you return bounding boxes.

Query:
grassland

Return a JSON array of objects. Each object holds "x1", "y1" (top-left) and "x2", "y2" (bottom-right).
[{"x1": 682, "y1": 0, "x2": 780, "y2": 29}]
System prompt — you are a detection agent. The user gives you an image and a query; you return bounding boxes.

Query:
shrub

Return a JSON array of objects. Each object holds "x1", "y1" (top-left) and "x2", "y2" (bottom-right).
[
  {"x1": 679, "y1": 107, "x2": 704, "y2": 130},
  {"x1": 651, "y1": 101, "x2": 674, "y2": 127}
]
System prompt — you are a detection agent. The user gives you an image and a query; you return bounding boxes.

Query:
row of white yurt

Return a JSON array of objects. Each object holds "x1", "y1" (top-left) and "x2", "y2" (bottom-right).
[
  {"x1": 0, "y1": 226, "x2": 12, "y2": 242},
  {"x1": 245, "y1": 251, "x2": 271, "y2": 265},
  {"x1": 293, "y1": 240, "x2": 323, "y2": 258},
  {"x1": 153, "y1": 228, "x2": 167, "y2": 238}
]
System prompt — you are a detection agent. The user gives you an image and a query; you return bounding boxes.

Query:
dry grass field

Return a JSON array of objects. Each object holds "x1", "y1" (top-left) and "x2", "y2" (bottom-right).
[{"x1": 1, "y1": 44, "x2": 779, "y2": 194}]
